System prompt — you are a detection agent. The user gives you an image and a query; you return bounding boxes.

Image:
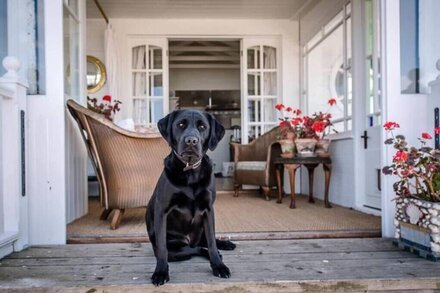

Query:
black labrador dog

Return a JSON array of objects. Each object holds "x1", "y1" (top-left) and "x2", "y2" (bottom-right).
[{"x1": 146, "y1": 109, "x2": 236, "y2": 286}]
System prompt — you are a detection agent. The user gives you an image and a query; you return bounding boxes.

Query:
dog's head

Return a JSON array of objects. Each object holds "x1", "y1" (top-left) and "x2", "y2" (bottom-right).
[{"x1": 158, "y1": 110, "x2": 225, "y2": 163}]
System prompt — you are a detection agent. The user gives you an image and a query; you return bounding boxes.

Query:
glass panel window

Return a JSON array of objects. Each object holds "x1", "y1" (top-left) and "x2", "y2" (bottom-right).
[
  {"x1": 149, "y1": 46, "x2": 162, "y2": 70},
  {"x1": 247, "y1": 46, "x2": 260, "y2": 69},
  {"x1": 132, "y1": 46, "x2": 146, "y2": 69},
  {"x1": 149, "y1": 72, "x2": 163, "y2": 96},
  {"x1": 248, "y1": 99, "x2": 261, "y2": 122},
  {"x1": 248, "y1": 125, "x2": 262, "y2": 142},
  {"x1": 263, "y1": 72, "x2": 277, "y2": 95},
  {"x1": 133, "y1": 99, "x2": 148, "y2": 126},
  {"x1": 263, "y1": 46, "x2": 276, "y2": 69},
  {"x1": 263, "y1": 98, "x2": 277, "y2": 122},
  {"x1": 324, "y1": 11, "x2": 343, "y2": 34},
  {"x1": 346, "y1": 17, "x2": 352, "y2": 66},
  {"x1": 307, "y1": 25, "x2": 344, "y2": 120},
  {"x1": 150, "y1": 99, "x2": 163, "y2": 124},
  {"x1": 63, "y1": 6, "x2": 79, "y2": 99},
  {"x1": 132, "y1": 72, "x2": 146, "y2": 96},
  {"x1": 248, "y1": 73, "x2": 261, "y2": 96}
]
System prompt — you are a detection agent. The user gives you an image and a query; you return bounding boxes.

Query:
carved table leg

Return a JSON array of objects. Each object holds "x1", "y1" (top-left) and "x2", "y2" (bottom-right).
[
  {"x1": 285, "y1": 164, "x2": 299, "y2": 209},
  {"x1": 276, "y1": 164, "x2": 283, "y2": 204},
  {"x1": 305, "y1": 163, "x2": 319, "y2": 204},
  {"x1": 323, "y1": 163, "x2": 332, "y2": 208}
]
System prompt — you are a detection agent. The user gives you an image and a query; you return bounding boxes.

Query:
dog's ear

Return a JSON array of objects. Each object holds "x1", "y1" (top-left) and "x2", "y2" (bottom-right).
[
  {"x1": 158, "y1": 111, "x2": 178, "y2": 145},
  {"x1": 206, "y1": 113, "x2": 225, "y2": 151}
]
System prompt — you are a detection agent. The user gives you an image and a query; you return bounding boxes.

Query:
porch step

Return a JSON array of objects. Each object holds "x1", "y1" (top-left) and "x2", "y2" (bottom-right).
[{"x1": 1, "y1": 238, "x2": 440, "y2": 292}]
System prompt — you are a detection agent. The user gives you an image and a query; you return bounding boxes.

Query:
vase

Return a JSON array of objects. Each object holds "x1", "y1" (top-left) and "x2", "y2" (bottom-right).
[
  {"x1": 315, "y1": 139, "x2": 331, "y2": 157},
  {"x1": 278, "y1": 139, "x2": 295, "y2": 158},
  {"x1": 295, "y1": 138, "x2": 317, "y2": 157},
  {"x1": 394, "y1": 197, "x2": 440, "y2": 261}
]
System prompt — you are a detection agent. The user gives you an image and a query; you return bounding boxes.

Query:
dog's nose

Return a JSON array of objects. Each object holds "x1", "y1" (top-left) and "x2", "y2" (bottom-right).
[{"x1": 185, "y1": 136, "x2": 199, "y2": 146}]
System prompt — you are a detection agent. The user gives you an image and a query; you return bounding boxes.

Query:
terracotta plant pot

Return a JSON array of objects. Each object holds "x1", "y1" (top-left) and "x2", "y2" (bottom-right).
[
  {"x1": 295, "y1": 138, "x2": 317, "y2": 157},
  {"x1": 394, "y1": 197, "x2": 440, "y2": 261},
  {"x1": 315, "y1": 139, "x2": 331, "y2": 157},
  {"x1": 278, "y1": 139, "x2": 295, "y2": 157}
]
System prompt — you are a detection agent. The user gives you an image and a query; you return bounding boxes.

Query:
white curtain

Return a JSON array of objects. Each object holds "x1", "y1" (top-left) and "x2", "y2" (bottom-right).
[{"x1": 263, "y1": 46, "x2": 277, "y2": 96}]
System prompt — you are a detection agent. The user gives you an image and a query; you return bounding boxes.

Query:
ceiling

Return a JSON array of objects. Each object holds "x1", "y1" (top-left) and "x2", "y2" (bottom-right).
[
  {"x1": 87, "y1": 0, "x2": 312, "y2": 20},
  {"x1": 169, "y1": 40, "x2": 240, "y2": 69}
]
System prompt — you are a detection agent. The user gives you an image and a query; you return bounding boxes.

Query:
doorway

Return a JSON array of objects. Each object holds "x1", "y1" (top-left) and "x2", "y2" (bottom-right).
[{"x1": 168, "y1": 39, "x2": 241, "y2": 191}]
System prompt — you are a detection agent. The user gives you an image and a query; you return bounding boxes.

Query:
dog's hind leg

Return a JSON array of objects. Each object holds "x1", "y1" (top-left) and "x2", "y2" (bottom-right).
[{"x1": 168, "y1": 246, "x2": 210, "y2": 262}]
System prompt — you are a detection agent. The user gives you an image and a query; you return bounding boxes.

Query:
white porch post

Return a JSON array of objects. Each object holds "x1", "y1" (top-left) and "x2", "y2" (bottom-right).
[{"x1": 0, "y1": 56, "x2": 29, "y2": 258}]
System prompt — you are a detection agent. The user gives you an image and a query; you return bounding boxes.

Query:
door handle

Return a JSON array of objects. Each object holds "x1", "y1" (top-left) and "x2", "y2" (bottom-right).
[
  {"x1": 377, "y1": 169, "x2": 381, "y2": 191},
  {"x1": 361, "y1": 130, "x2": 369, "y2": 149}
]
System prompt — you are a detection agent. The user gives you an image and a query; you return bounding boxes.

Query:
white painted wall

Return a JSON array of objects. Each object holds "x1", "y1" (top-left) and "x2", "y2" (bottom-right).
[
  {"x1": 170, "y1": 68, "x2": 240, "y2": 91},
  {"x1": 86, "y1": 20, "x2": 109, "y2": 98},
  {"x1": 381, "y1": 0, "x2": 430, "y2": 237}
]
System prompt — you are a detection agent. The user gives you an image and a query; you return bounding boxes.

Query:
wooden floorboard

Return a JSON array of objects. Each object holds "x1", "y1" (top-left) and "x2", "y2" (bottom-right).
[{"x1": 0, "y1": 238, "x2": 439, "y2": 292}]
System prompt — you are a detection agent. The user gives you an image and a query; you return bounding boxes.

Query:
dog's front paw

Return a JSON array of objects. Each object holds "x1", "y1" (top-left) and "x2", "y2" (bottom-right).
[
  {"x1": 211, "y1": 263, "x2": 231, "y2": 278},
  {"x1": 151, "y1": 269, "x2": 169, "y2": 286},
  {"x1": 217, "y1": 239, "x2": 236, "y2": 251}
]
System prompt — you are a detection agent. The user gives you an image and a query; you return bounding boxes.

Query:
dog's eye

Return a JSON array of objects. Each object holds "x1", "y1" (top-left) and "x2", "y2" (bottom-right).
[
  {"x1": 199, "y1": 124, "x2": 206, "y2": 130},
  {"x1": 178, "y1": 122, "x2": 186, "y2": 128}
]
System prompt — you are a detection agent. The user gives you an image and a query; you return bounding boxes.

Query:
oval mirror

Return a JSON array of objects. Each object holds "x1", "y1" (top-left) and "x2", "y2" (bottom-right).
[{"x1": 86, "y1": 55, "x2": 107, "y2": 93}]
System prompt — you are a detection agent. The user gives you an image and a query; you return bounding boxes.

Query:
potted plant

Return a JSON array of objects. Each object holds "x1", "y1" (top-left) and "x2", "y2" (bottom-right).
[
  {"x1": 382, "y1": 121, "x2": 440, "y2": 261},
  {"x1": 87, "y1": 95, "x2": 122, "y2": 121},
  {"x1": 310, "y1": 98, "x2": 338, "y2": 157},
  {"x1": 275, "y1": 103, "x2": 296, "y2": 158}
]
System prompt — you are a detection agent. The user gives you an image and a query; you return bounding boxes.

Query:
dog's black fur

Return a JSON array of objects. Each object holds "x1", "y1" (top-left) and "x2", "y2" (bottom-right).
[{"x1": 146, "y1": 109, "x2": 236, "y2": 286}]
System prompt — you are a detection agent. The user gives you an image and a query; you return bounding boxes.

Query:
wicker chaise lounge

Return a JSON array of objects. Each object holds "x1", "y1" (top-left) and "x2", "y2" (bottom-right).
[{"x1": 66, "y1": 99, "x2": 169, "y2": 229}]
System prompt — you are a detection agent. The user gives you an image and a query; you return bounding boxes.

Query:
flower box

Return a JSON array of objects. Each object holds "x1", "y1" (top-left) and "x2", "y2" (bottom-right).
[{"x1": 393, "y1": 197, "x2": 440, "y2": 261}]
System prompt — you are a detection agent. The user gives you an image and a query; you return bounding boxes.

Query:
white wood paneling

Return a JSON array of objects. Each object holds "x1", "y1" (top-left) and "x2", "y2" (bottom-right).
[{"x1": 87, "y1": 0, "x2": 309, "y2": 19}]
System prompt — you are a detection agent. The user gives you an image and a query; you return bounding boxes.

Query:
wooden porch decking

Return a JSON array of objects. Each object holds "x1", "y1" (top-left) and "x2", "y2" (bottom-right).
[{"x1": 1, "y1": 238, "x2": 440, "y2": 292}]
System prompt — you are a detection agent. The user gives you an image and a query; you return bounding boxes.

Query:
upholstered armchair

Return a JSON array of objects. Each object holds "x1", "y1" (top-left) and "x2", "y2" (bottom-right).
[{"x1": 231, "y1": 127, "x2": 283, "y2": 200}]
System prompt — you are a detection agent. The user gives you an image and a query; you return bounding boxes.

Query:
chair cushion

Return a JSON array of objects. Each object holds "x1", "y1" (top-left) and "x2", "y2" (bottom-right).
[{"x1": 236, "y1": 161, "x2": 267, "y2": 171}]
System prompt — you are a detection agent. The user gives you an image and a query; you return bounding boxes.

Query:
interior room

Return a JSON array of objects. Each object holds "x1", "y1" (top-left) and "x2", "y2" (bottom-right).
[{"x1": 66, "y1": 0, "x2": 382, "y2": 244}]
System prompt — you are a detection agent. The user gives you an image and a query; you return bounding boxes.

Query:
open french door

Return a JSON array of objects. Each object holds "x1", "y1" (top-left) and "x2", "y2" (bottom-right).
[
  {"x1": 128, "y1": 38, "x2": 169, "y2": 129},
  {"x1": 241, "y1": 38, "x2": 280, "y2": 143}
]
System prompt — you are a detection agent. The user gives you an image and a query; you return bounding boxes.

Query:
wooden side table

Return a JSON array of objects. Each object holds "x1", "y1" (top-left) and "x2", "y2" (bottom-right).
[{"x1": 273, "y1": 156, "x2": 332, "y2": 209}]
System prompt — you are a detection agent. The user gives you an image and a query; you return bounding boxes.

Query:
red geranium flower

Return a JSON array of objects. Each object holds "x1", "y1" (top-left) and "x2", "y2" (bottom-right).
[
  {"x1": 393, "y1": 150, "x2": 408, "y2": 163},
  {"x1": 328, "y1": 98, "x2": 337, "y2": 106},
  {"x1": 275, "y1": 103, "x2": 285, "y2": 111},
  {"x1": 311, "y1": 121, "x2": 326, "y2": 133},
  {"x1": 292, "y1": 117, "x2": 303, "y2": 125},
  {"x1": 383, "y1": 121, "x2": 400, "y2": 131},
  {"x1": 421, "y1": 132, "x2": 432, "y2": 140},
  {"x1": 286, "y1": 106, "x2": 293, "y2": 112},
  {"x1": 293, "y1": 109, "x2": 302, "y2": 115},
  {"x1": 103, "y1": 95, "x2": 112, "y2": 102},
  {"x1": 435, "y1": 126, "x2": 440, "y2": 135}
]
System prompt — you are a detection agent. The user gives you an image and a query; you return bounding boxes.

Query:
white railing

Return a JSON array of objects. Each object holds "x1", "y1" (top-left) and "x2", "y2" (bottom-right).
[{"x1": 0, "y1": 56, "x2": 28, "y2": 258}]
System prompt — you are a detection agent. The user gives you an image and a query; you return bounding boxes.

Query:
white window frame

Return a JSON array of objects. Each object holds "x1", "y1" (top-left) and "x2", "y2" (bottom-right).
[{"x1": 302, "y1": 2, "x2": 352, "y2": 134}]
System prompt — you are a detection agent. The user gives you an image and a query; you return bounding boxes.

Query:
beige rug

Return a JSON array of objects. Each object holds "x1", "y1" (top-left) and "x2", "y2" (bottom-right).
[{"x1": 67, "y1": 192, "x2": 381, "y2": 240}]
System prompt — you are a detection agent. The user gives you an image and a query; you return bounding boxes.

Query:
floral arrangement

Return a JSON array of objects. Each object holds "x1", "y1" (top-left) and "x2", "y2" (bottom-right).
[
  {"x1": 382, "y1": 121, "x2": 440, "y2": 202},
  {"x1": 275, "y1": 98, "x2": 337, "y2": 140},
  {"x1": 87, "y1": 95, "x2": 122, "y2": 121}
]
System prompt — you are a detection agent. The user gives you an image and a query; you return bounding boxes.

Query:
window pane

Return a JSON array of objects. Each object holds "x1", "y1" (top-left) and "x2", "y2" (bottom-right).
[
  {"x1": 346, "y1": 17, "x2": 352, "y2": 66},
  {"x1": 400, "y1": 0, "x2": 419, "y2": 93},
  {"x1": 149, "y1": 72, "x2": 163, "y2": 96},
  {"x1": 149, "y1": 46, "x2": 162, "y2": 70},
  {"x1": 248, "y1": 73, "x2": 261, "y2": 95},
  {"x1": 247, "y1": 46, "x2": 260, "y2": 69},
  {"x1": 248, "y1": 99, "x2": 261, "y2": 122},
  {"x1": 133, "y1": 99, "x2": 148, "y2": 126},
  {"x1": 263, "y1": 46, "x2": 276, "y2": 69},
  {"x1": 248, "y1": 125, "x2": 262, "y2": 142},
  {"x1": 63, "y1": 7, "x2": 79, "y2": 99},
  {"x1": 132, "y1": 46, "x2": 146, "y2": 69},
  {"x1": 307, "y1": 25, "x2": 344, "y2": 120},
  {"x1": 263, "y1": 72, "x2": 277, "y2": 95},
  {"x1": 150, "y1": 99, "x2": 163, "y2": 124},
  {"x1": 263, "y1": 98, "x2": 277, "y2": 122},
  {"x1": 132, "y1": 72, "x2": 146, "y2": 96}
]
